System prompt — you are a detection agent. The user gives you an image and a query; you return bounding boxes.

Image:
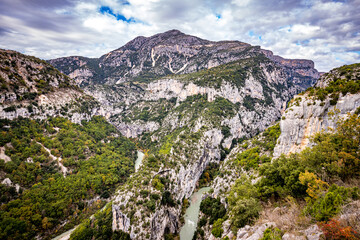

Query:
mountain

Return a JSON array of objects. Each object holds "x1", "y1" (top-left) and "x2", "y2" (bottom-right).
[
  {"x1": 3, "y1": 31, "x2": 359, "y2": 240},
  {"x1": 49, "y1": 29, "x2": 319, "y2": 86},
  {"x1": 47, "y1": 30, "x2": 323, "y2": 240},
  {"x1": 49, "y1": 30, "x2": 319, "y2": 140},
  {"x1": 0, "y1": 49, "x2": 99, "y2": 122}
]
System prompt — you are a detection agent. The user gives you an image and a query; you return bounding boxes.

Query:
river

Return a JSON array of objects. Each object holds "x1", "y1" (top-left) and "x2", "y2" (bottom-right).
[
  {"x1": 180, "y1": 187, "x2": 211, "y2": 240},
  {"x1": 135, "y1": 151, "x2": 144, "y2": 172},
  {"x1": 52, "y1": 226, "x2": 78, "y2": 240}
]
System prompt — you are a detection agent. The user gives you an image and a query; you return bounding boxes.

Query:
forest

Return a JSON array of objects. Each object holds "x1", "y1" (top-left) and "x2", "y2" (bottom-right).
[{"x1": 0, "y1": 116, "x2": 137, "y2": 240}]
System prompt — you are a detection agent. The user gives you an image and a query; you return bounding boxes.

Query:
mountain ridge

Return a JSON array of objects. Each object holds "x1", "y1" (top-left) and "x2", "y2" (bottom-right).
[{"x1": 49, "y1": 29, "x2": 319, "y2": 87}]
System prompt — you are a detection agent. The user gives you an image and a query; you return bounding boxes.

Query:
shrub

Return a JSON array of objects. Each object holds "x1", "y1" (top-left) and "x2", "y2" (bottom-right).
[
  {"x1": 151, "y1": 178, "x2": 164, "y2": 191},
  {"x1": 319, "y1": 219, "x2": 359, "y2": 240},
  {"x1": 229, "y1": 198, "x2": 260, "y2": 228},
  {"x1": 305, "y1": 185, "x2": 359, "y2": 222},
  {"x1": 256, "y1": 154, "x2": 307, "y2": 199},
  {"x1": 228, "y1": 176, "x2": 261, "y2": 229},
  {"x1": 260, "y1": 227, "x2": 282, "y2": 240},
  {"x1": 211, "y1": 218, "x2": 224, "y2": 238},
  {"x1": 140, "y1": 190, "x2": 149, "y2": 198},
  {"x1": 235, "y1": 147, "x2": 270, "y2": 170},
  {"x1": 161, "y1": 191, "x2": 175, "y2": 206},
  {"x1": 3, "y1": 106, "x2": 16, "y2": 112}
]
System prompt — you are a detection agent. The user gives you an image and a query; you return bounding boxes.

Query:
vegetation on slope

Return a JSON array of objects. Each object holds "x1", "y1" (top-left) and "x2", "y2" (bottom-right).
[
  {"x1": 194, "y1": 110, "x2": 360, "y2": 239},
  {"x1": 0, "y1": 49, "x2": 78, "y2": 102},
  {"x1": 193, "y1": 123, "x2": 280, "y2": 240},
  {"x1": 70, "y1": 203, "x2": 131, "y2": 240},
  {"x1": 306, "y1": 63, "x2": 360, "y2": 105},
  {"x1": 0, "y1": 116, "x2": 136, "y2": 240},
  {"x1": 233, "y1": 113, "x2": 360, "y2": 238}
]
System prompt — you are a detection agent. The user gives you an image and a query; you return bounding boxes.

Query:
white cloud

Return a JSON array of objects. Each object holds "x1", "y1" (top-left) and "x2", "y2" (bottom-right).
[{"x1": 0, "y1": 0, "x2": 359, "y2": 72}]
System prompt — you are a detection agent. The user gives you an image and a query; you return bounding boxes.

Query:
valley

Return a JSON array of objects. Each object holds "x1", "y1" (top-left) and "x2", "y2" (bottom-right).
[{"x1": 0, "y1": 30, "x2": 359, "y2": 240}]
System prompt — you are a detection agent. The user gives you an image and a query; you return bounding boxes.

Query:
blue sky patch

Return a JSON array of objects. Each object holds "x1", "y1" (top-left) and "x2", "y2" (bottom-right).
[
  {"x1": 99, "y1": 6, "x2": 135, "y2": 23},
  {"x1": 248, "y1": 31, "x2": 262, "y2": 41},
  {"x1": 215, "y1": 14, "x2": 221, "y2": 19}
]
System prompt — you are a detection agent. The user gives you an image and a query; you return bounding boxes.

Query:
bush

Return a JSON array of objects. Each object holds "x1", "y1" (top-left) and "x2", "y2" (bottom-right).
[
  {"x1": 140, "y1": 190, "x2": 149, "y2": 198},
  {"x1": 305, "y1": 185, "x2": 359, "y2": 221},
  {"x1": 260, "y1": 227, "x2": 282, "y2": 240},
  {"x1": 227, "y1": 176, "x2": 261, "y2": 229},
  {"x1": 256, "y1": 154, "x2": 307, "y2": 199},
  {"x1": 229, "y1": 198, "x2": 260, "y2": 228},
  {"x1": 211, "y1": 218, "x2": 224, "y2": 238},
  {"x1": 161, "y1": 191, "x2": 175, "y2": 206},
  {"x1": 319, "y1": 219, "x2": 359, "y2": 240},
  {"x1": 4, "y1": 106, "x2": 16, "y2": 112},
  {"x1": 235, "y1": 147, "x2": 271, "y2": 170}
]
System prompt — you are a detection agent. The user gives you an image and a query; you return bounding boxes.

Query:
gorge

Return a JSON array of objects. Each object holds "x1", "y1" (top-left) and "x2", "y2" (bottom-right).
[{"x1": 0, "y1": 30, "x2": 359, "y2": 240}]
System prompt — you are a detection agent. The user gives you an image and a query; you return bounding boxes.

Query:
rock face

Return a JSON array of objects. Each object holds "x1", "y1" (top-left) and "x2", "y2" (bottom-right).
[
  {"x1": 236, "y1": 222, "x2": 276, "y2": 240},
  {"x1": 274, "y1": 64, "x2": 360, "y2": 157},
  {"x1": 0, "y1": 49, "x2": 100, "y2": 122},
  {"x1": 112, "y1": 205, "x2": 131, "y2": 234}
]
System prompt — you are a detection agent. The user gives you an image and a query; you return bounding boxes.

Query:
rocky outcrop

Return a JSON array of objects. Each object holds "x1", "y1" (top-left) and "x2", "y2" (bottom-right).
[
  {"x1": 236, "y1": 222, "x2": 276, "y2": 240},
  {"x1": 234, "y1": 222, "x2": 323, "y2": 240},
  {"x1": 0, "y1": 89, "x2": 99, "y2": 123},
  {"x1": 150, "y1": 208, "x2": 179, "y2": 240},
  {"x1": 0, "y1": 146, "x2": 11, "y2": 163},
  {"x1": 112, "y1": 205, "x2": 131, "y2": 234},
  {"x1": 273, "y1": 92, "x2": 360, "y2": 158},
  {"x1": 274, "y1": 64, "x2": 360, "y2": 157},
  {"x1": 0, "y1": 49, "x2": 101, "y2": 123},
  {"x1": 174, "y1": 128, "x2": 223, "y2": 200},
  {"x1": 1, "y1": 177, "x2": 20, "y2": 193}
]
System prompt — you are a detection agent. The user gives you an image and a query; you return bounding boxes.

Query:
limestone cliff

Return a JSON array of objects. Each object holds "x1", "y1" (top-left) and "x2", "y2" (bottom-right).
[{"x1": 273, "y1": 63, "x2": 360, "y2": 157}]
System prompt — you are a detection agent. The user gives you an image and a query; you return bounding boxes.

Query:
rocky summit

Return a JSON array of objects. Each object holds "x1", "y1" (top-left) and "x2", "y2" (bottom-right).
[
  {"x1": 1, "y1": 30, "x2": 360, "y2": 240},
  {"x1": 49, "y1": 29, "x2": 319, "y2": 86}
]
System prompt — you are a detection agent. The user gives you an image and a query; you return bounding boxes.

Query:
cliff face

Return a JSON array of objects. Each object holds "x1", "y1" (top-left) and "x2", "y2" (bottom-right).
[
  {"x1": 0, "y1": 49, "x2": 100, "y2": 123},
  {"x1": 273, "y1": 63, "x2": 360, "y2": 158}
]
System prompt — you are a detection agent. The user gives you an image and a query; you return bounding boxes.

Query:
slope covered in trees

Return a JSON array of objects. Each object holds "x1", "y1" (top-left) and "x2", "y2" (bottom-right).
[{"x1": 0, "y1": 116, "x2": 136, "y2": 240}]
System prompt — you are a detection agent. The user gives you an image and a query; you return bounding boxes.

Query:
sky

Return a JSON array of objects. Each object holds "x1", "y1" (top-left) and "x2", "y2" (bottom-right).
[{"x1": 0, "y1": 0, "x2": 359, "y2": 72}]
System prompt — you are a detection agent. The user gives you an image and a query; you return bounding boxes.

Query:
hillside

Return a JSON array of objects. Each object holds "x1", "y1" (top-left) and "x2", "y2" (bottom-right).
[
  {"x1": 197, "y1": 63, "x2": 360, "y2": 240},
  {"x1": 0, "y1": 49, "x2": 99, "y2": 123},
  {"x1": 0, "y1": 50, "x2": 138, "y2": 240}
]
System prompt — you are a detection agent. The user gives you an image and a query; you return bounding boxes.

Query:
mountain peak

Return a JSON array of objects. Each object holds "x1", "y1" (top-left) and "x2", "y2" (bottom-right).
[
  {"x1": 51, "y1": 30, "x2": 319, "y2": 86},
  {"x1": 162, "y1": 29, "x2": 185, "y2": 35}
]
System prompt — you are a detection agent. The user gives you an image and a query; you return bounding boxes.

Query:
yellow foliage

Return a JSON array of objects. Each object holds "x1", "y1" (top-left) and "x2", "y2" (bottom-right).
[{"x1": 299, "y1": 171, "x2": 328, "y2": 200}]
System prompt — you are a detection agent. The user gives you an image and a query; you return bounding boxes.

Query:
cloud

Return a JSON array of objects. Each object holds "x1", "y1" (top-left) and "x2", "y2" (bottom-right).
[{"x1": 0, "y1": 0, "x2": 359, "y2": 72}]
